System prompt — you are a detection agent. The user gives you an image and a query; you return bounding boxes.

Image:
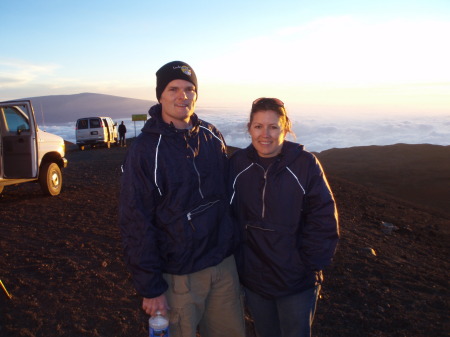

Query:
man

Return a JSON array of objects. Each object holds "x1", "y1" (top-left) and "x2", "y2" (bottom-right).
[
  {"x1": 119, "y1": 61, "x2": 245, "y2": 337},
  {"x1": 118, "y1": 121, "x2": 127, "y2": 147}
]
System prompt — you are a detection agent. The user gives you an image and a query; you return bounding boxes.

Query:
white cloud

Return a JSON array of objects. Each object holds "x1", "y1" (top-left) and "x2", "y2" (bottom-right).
[
  {"x1": 192, "y1": 109, "x2": 450, "y2": 152},
  {"x1": 0, "y1": 59, "x2": 59, "y2": 87},
  {"x1": 291, "y1": 115, "x2": 450, "y2": 151},
  {"x1": 42, "y1": 109, "x2": 450, "y2": 152},
  {"x1": 0, "y1": 58, "x2": 153, "y2": 101}
]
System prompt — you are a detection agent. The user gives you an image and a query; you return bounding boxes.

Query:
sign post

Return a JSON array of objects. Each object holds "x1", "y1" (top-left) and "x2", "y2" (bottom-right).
[{"x1": 131, "y1": 114, "x2": 148, "y2": 138}]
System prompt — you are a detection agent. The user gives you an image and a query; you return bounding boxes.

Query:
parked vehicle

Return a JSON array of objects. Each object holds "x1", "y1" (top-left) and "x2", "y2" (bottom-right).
[
  {"x1": 0, "y1": 100, "x2": 68, "y2": 196},
  {"x1": 75, "y1": 117, "x2": 118, "y2": 150}
]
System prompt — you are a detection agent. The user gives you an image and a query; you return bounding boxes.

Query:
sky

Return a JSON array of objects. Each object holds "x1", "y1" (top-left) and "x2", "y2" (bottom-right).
[{"x1": 1, "y1": 0, "x2": 450, "y2": 119}]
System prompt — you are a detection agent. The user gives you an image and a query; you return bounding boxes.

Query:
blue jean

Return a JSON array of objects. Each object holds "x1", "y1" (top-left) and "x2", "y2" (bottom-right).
[{"x1": 244, "y1": 285, "x2": 321, "y2": 337}]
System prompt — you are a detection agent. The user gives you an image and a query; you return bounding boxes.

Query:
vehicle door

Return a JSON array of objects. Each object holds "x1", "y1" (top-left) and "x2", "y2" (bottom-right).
[
  {"x1": 102, "y1": 118, "x2": 113, "y2": 142},
  {"x1": 88, "y1": 118, "x2": 102, "y2": 141},
  {"x1": 0, "y1": 101, "x2": 38, "y2": 178},
  {"x1": 76, "y1": 118, "x2": 91, "y2": 142}
]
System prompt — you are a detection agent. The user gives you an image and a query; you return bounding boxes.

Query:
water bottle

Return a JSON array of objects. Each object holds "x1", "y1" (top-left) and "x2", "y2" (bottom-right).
[{"x1": 149, "y1": 311, "x2": 169, "y2": 337}]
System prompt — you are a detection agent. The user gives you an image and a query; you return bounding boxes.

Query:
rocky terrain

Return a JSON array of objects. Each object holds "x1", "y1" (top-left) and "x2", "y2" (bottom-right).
[{"x1": 0, "y1": 142, "x2": 449, "y2": 337}]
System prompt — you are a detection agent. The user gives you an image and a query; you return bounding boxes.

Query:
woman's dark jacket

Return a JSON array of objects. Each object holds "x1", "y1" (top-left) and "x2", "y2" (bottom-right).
[
  {"x1": 119, "y1": 104, "x2": 236, "y2": 298},
  {"x1": 229, "y1": 141, "x2": 339, "y2": 299}
]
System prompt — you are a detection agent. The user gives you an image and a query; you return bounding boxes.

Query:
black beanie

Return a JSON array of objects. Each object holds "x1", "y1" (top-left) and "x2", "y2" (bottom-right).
[{"x1": 156, "y1": 61, "x2": 198, "y2": 101}]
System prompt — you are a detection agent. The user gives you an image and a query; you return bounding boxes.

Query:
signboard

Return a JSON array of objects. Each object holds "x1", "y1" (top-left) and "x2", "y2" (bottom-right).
[{"x1": 132, "y1": 114, "x2": 147, "y2": 121}]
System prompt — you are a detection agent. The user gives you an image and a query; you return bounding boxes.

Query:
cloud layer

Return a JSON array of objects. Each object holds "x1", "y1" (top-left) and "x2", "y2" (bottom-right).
[{"x1": 43, "y1": 108, "x2": 450, "y2": 153}]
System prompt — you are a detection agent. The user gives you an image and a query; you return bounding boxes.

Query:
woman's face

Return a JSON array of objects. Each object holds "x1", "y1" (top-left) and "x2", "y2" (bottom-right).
[{"x1": 248, "y1": 110, "x2": 286, "y2": 158}]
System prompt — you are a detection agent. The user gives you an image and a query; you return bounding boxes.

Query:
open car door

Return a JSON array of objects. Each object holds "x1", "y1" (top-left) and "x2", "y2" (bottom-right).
[{"x1": 0, "y1": 101, "x2": 38, "y2": 179}]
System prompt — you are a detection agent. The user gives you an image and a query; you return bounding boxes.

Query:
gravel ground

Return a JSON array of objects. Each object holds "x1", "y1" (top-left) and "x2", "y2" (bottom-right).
[{"x1": 1, "y1": 143, "x2": 449, "y2": 337}]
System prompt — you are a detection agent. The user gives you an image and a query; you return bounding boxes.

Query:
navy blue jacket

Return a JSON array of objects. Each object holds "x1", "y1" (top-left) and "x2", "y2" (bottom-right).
[
  {"x1": 119, "y1": 104, "x2": 236, "y2": 298},
  {"x1": 229, "y1": 141, "x2": 339, "y2": 299}
]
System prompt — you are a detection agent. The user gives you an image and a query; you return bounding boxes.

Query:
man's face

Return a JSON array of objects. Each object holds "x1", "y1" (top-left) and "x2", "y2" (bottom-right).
[{"x1": 159, "y1": 79, "x2": 197, "y2": 129}]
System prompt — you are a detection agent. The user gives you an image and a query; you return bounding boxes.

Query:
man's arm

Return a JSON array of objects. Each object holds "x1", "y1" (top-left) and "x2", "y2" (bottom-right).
[{"x1": 118, "y1": 143, "x2": 169, "y2": 299}]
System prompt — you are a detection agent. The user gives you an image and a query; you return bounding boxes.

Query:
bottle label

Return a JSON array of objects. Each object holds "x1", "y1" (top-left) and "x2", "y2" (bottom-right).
[{"x1": 150, "y1": 327, "x2": 169, "y2": 337}]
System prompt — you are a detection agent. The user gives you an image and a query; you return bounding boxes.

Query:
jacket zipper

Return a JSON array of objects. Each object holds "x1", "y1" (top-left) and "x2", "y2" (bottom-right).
[
  {"x1": 245, "y1": 224, "x2": 275, "y2": 231},
  {"x1": 255, "y1": 163, "x2": 273, "y2": 219},
  {"x1": 186, "y1": 200, "x2": 220, "y2": 231},
  {"x1": 186, "y1": 143, "x2": 204, "y2": 199}
]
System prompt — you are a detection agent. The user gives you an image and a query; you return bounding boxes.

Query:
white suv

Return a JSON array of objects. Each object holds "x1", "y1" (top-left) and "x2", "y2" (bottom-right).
[{"x1": 76, "y1": 117, "x2": 118, "y2": 150}]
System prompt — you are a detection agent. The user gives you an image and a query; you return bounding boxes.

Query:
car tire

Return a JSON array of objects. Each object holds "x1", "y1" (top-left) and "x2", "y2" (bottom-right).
[{"x1": 39, "y1": 162, "x2": 62, "y2": 196}]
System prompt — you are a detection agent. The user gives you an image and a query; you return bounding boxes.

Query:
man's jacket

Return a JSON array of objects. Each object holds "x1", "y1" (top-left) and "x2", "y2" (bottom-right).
[
  {"x1": 119, "y1": 104, "x2": 236, "y2": 298},
  {"x1": 229, "y1": 141, "x2": 339, "y2": 299}
]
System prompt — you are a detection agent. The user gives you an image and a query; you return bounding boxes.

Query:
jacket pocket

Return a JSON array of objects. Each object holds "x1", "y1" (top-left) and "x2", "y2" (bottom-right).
[
  {"x1": 186, "y1": 199, "x2": 220, "y2": 231},
  {"x1": 243, "y1": 221, "x2": 306, "y2": 278},
  {"x1": 159, "y1": 199, "x2": 224, "y2": 269}
]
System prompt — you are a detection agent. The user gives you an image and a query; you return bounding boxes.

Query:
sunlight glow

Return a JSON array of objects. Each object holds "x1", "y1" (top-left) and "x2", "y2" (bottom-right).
[{"x1": 199, "y1": 17, "x2": 450, "y2": 86}]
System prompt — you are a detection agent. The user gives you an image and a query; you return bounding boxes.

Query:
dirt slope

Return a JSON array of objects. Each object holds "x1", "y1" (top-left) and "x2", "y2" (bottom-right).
[{"x1": 317, "y1": 143, "x2": 450, "y2": 219}]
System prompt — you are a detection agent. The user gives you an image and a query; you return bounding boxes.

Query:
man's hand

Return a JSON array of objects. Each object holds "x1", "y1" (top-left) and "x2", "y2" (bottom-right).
[{"x1": 142, "y1": 294, "x2": 170, "y2": 316}]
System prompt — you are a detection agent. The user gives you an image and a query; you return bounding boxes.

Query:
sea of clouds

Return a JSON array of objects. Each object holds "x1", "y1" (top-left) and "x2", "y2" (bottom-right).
[{"x1": 41, "y1": 108, "x2": 450, "y2": 153}]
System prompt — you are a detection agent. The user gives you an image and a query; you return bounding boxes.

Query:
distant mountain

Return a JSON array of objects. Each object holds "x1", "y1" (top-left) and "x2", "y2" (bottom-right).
[
  {"x1": 316, "y1": 143, "x2": 450, "y2": 218},
  {"x1": 18, "y1": 93, "x2": 156, "y2": 125}
]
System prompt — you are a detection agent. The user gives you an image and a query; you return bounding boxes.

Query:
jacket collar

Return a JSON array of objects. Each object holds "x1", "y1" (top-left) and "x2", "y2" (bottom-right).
[
  {"x1": 144, "y1": 104, "x2": 200, "y2": 136},
  {"x1": 245, "y1": 141, "x2": 305, "y2": 169}
]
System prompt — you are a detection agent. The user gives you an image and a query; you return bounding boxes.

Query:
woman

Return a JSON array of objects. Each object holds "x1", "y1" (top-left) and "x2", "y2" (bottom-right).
[{"x1": 229, "y1": 98, "x2": 339, "y2": 337}]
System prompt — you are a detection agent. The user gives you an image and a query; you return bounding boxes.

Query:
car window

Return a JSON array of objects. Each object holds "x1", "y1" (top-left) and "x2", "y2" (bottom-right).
[
  {"x1": 90, "y1": 118, "x2": 101, "y2": 128},
  {"x1": 77, "y1": 119, "x2": 89, "y2": 129},
  {"x1": 3, "y1": 106, "x2": 31, "y2": 133}
]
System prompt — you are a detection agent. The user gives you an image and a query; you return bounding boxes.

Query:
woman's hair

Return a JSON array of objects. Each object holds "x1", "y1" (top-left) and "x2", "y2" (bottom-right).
[{"x1": 248, "y1": 97, "x2": 294, "y2": 135}]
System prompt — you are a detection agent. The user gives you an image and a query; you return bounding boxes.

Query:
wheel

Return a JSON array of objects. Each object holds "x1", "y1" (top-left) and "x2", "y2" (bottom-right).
[{"x1": 39, "y1": 162, "x2": 62, "y2": 196}]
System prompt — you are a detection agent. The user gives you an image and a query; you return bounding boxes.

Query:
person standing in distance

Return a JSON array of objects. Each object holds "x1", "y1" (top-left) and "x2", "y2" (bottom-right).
[
  {"x1": 229, "y1": 98, "x2": 339, "y2": 337},
  {"x1": 119, "y1": 61, "x2": 245, "y2": 337},
  {"x1": 118, "y1": 121, "x2": 127, "y2": 147}
]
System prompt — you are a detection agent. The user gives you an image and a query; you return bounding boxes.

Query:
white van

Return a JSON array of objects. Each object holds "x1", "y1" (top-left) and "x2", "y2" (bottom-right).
[
  {"x1": 0, "y1": 100, "x2": 68, "y2": 196},
  {"x1": 75, "y1": 117, "x2": 118, "y2": 150}
]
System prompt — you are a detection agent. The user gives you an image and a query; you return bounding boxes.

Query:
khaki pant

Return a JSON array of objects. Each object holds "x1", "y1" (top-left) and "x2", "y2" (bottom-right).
[{"x1": 163, "y1": 255, "x2": 245, "y2": 337}]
